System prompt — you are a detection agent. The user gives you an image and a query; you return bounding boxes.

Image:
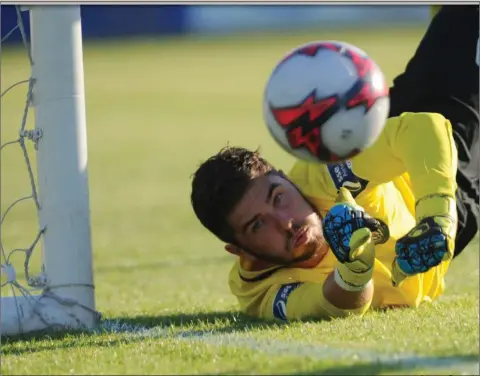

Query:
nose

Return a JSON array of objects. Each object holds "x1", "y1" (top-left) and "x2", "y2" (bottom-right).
[{"x1": 270, "y1": 212, "x2": 294, "y2": 232}]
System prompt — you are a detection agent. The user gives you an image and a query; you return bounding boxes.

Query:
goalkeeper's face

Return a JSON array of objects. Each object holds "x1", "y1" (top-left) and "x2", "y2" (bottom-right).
[{"x1": 226, "y1": 172, "x2": 327, "y2": 265}]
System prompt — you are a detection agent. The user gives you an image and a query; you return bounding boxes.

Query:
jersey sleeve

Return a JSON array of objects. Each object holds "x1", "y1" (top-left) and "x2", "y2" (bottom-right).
[
  {"x1": 261, "y1": 281, "x2": 372, "y2": 322},
  {"x1": 350, "y1": 112, "x2": 457, "y2": 202}
]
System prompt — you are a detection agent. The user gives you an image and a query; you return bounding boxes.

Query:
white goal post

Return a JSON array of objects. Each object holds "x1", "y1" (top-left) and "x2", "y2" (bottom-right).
[{"x1": 1, "y1": 6, "x2": 99, "y2": 335}]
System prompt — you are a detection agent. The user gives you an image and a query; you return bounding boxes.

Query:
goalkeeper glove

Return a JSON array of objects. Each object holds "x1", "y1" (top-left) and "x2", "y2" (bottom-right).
[
  {"x1": 334, "y1": 227, "x2": 376, "y2": 291},
  {"x1": 323, "y1": 188, "x2": 389, "y2": 290},
  {"x1": 391, "y1": 194, "x2": 457, "y2": 287}
]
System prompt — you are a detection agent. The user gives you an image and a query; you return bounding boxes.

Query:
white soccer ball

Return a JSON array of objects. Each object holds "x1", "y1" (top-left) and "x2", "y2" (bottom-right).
[{"x1": 263, "y1": 40, "x2": 390, "y2": 164}]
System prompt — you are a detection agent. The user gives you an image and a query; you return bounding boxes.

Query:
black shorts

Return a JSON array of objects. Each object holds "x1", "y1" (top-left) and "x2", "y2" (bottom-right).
[{"x1": 388, "y1": 5, "x2": 479, "y2": 257}]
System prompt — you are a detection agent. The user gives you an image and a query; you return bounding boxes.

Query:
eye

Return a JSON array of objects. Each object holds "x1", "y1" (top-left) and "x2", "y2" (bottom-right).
[
  {"x1": 252, "y1": 218, "x2": 264, "y2": 233},
  {"x1": 273, "y1": 193, "x2": 283, "y2": 206}
]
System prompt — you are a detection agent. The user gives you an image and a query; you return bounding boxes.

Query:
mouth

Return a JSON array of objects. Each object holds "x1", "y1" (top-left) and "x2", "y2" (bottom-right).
[{"x1": 292, "y1": 227, "x2": 309, "y2": 249}]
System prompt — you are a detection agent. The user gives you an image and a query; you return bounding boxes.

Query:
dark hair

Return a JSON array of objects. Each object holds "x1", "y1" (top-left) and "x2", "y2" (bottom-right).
[{"x1": 191, "y1": 146, "x2": 275, "y2": 244}]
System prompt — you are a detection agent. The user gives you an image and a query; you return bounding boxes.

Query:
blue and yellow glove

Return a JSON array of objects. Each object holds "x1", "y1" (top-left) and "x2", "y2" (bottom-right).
[
  {"x1": 323, "y1": 188, "x2": 390, "y2": 290},
  {"x1": 391, "y1": 194, "x2": 457, "y2": 286}
]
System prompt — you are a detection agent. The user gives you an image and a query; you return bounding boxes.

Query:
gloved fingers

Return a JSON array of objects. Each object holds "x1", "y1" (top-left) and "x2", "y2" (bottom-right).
[
  {"x1": 349, "y1": 227, "x2": 372, "y2": 260},
  {"x1": 335, "y1": 187, "x2": 357, "y2": 206}
]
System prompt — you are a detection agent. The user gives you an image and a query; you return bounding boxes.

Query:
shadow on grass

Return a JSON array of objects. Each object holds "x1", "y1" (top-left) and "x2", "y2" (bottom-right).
[
  {"x1": 279, "y1": 354, "x2": 480, "y2": 376},
  {"x1": 1, "y1": 310, "x2": 280, "y2": 355},
  {"x1": 107, "y1": 310, "x2": 276, "y2": 330}
]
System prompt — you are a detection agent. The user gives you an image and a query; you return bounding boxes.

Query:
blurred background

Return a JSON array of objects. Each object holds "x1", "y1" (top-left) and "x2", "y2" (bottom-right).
[
  {"x1": 2, "y1": 5, "x2": 430, "y2": 41},
  {"x1": 1, "y1": 5, "x2": 440, "y2": 314}
]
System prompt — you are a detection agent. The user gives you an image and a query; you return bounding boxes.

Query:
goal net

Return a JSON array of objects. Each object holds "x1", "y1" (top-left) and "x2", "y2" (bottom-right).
[{"x1": 1, "y1": 5, "x2": 100, "y2": 335}]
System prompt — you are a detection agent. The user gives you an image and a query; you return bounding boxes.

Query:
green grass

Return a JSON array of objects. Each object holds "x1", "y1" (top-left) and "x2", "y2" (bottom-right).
[{"x1": 1, "y1": 26, "x2": 479, "y2": 375}]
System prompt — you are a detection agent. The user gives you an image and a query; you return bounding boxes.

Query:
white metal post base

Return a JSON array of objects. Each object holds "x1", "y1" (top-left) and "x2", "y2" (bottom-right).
[
  {"x1": 1, "y1": 294, "x2": 100, "y2": 336},
  {"x1": 1, "y1": 5, "x2": 98, "y2": 336}
]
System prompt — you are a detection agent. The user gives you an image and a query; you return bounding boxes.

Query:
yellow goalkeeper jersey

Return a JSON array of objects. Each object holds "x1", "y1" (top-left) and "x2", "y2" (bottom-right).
[{"x1": 228, "y1": 112, "x2": 457, "y2": 321}]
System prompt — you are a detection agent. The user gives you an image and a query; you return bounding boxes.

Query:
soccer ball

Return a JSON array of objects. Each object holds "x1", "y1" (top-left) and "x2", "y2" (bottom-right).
[{"x1": 263, "y1": 40, "x2": 390, "y2": 164}]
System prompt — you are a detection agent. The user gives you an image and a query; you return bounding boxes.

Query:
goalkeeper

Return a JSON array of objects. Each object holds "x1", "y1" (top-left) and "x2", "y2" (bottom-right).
[{"x1": 189, "y1": 5, "x2": 479, "y2": 321}]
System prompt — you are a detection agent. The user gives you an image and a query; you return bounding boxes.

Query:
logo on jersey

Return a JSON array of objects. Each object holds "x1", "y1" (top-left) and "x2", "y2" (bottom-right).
[
  {"x1": 327, "y1": 160, "x2": 369, "y2": 198},
  {"x1": 273, "y1": 283, "x2": 302, "y2": 321}
]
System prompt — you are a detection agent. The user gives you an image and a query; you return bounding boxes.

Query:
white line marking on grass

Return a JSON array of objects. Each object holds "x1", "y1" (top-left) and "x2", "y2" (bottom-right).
[
  {"x1": 98, "y1": 320, "x2": 479, "y2": 375},
  {"x1": 179, "y1": 332, "x2": 479, "y2": 375}
]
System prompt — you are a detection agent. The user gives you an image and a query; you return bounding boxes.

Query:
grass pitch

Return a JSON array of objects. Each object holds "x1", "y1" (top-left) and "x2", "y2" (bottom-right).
[{"x1": 1, "y1": 25, "x2": 479, "y2": 375}]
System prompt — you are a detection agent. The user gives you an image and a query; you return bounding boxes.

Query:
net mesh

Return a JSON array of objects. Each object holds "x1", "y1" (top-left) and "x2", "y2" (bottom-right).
[
  {"x1": 1, "y1": 6, "x2": 47, "y2": 296},
  {"x1": 1, "y1": 6, "x2": 100, "y2": 334}
]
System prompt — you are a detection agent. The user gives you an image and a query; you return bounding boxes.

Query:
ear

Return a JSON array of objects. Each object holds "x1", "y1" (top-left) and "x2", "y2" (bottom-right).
[{"x1": 225, "y1": 243, "x2": 243, "y2": 256}]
